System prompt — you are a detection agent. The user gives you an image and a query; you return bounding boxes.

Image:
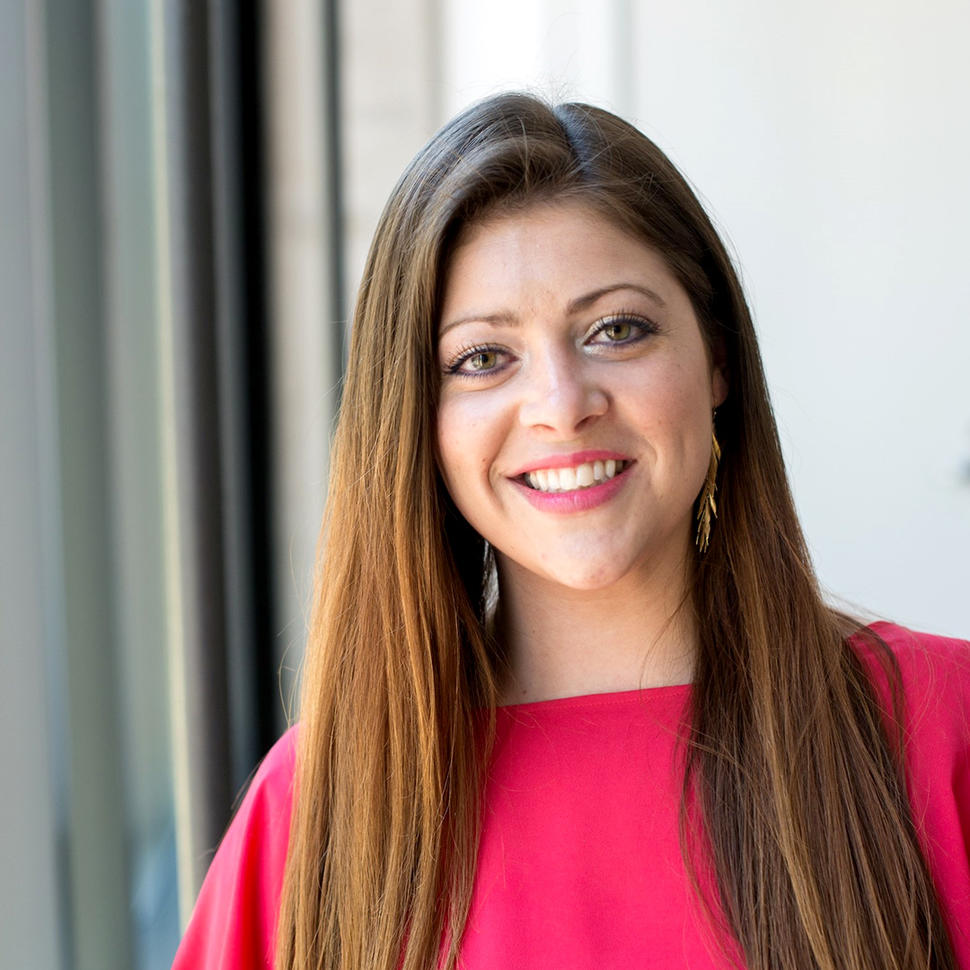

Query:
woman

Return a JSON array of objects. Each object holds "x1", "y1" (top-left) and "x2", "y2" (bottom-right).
[{"x1": 174, "y1": 93, "x2": 970, "y2": 970}]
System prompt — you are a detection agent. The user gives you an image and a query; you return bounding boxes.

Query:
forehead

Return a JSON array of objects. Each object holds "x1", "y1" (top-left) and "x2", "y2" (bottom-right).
[
  {"x1": 450, "y1": 198, "x2": 644, "y2": 262},
  {"x1": 439, "y1": 200, "x2": 687, "y2": 322}
]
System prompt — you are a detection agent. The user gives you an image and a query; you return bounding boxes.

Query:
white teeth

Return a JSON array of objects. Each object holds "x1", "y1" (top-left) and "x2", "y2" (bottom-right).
[{"x1": 523, "y1": 459, "x2": 627, "y2": 493}]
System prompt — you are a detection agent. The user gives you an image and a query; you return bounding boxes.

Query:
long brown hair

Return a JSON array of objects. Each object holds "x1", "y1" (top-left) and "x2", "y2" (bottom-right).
[{"x1": 275, "y1": 94, "x2": 957, "y2": 970}]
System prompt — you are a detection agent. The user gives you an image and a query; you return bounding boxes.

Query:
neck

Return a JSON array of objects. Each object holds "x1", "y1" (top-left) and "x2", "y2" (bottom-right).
[{"x1": 494, "y1": 552, "x2": 696, "y2": 706}]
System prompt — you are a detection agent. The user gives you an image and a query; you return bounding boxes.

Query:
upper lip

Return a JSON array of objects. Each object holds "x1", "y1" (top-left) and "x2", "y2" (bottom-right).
[{"x1": 511, "y1": 450, "x2": 631, "y2": 477}]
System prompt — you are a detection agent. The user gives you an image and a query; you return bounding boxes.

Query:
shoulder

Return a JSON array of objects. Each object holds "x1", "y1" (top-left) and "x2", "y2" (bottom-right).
[
  {"x1": 854, "y1": 624, "x2": 970, "y2": 958},
  {"x1": 243, "y1": 724, "x2": 300, "y2": 820},
  {"x1": 212, "y1": 724, "x2": 299, "y2": 875},
  {"x1": 852, "y1": 621, "x2": 970, "y2": 731},
  {"x1": 172, "y1": 725, "x2": 299, "y2": 970},
  {"x1": 862, "y1": 620, "x2": 970, "y2": 670}
]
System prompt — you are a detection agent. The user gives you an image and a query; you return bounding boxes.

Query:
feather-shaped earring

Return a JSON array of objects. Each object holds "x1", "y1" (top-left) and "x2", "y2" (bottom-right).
[{"x1": 695, "y1": 416, "x2": 721, "y2": 554}]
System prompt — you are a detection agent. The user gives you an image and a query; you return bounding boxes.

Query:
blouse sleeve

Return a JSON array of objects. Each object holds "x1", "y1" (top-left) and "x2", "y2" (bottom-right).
[{"x1": 172, "y1": 727, "x2": 298, "y2": 970}]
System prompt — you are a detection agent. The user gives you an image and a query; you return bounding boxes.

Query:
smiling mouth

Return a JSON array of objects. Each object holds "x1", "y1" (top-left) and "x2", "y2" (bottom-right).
[{"x1": 520, "y1": 459, "x2": 630, "y2": 493}]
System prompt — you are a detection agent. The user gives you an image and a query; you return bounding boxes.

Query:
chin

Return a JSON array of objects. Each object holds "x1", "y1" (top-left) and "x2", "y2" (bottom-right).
[{"x1": 540, "y1": 562, "x2": 633, "y2": 592}]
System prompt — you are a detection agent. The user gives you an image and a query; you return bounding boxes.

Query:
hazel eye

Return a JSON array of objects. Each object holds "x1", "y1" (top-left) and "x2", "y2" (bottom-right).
[
  {"x1": 466, "y1": 350, "x2": 499, "y2": 372},
  {"x1": 601, "y1": 320, "x2": 633, "y2": 341},
  {"x1": 443, "y1": 344, "x2": 509, "y2": 378}
]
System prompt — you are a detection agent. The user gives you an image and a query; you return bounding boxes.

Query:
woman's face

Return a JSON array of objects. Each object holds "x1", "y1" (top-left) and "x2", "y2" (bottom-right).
[{"x1": 435, "y1": 201, "x2": 727, "y2": 593}]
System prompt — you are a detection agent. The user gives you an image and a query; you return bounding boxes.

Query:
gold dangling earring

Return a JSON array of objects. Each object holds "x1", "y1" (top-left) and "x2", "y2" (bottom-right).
[{"x1": 695, "y1": 414, "x2": 721, "y2": 554}]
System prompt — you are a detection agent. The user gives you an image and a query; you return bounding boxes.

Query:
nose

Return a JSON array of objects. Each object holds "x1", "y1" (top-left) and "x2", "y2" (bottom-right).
[{"x1": 517, "y1": 346, "x2": 608, "y2": 436}]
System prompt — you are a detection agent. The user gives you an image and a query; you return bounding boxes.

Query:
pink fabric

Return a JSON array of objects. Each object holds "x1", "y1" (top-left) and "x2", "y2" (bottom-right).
[{"x1": 173, "y1": 624, "x2": 970, "y2": 968}]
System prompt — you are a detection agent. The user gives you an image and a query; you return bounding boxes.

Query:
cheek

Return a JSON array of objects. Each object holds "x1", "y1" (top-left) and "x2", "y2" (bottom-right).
[
  {"x1": 435, "y1": 405, "x2": 462, "y2": 499},
  {"x1": 435, "y1": 397, "x2": 494, "y2": 503},
  {"x1": 624, "y1": 363, "x2": 703, "y2": 435},
  {"x1": 439, "y1": 384, "x2": 514, "y2": 448},
  {"x1": 632, "y1": 363, "x2": 715, "y2": 481}
]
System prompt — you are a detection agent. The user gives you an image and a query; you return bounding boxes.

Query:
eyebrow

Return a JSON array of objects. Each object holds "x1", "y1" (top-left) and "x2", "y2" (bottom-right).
[
  {"x1": 568, "y1": 283, "x2": 667, "y2": 314},
  {"x1": 438, "y1": 282, "x2": 667, "y2": 336}
]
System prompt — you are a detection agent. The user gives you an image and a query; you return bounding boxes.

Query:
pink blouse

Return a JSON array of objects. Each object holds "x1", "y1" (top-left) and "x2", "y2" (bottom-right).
[{"x1": 173, "y1": 623, "x2": 970, "y2": 968}]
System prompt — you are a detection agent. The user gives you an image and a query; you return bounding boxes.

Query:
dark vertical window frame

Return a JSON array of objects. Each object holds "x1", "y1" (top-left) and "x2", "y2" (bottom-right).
[
  {"x1": 235, "y1": 0, "x2": 280, "y2": 763},
  {"x1": 208, "y1": 0, "x2": 259, "y2": 796},
  {"x1": 201, "y1": 0, "x2": 283, "y2": 809}
]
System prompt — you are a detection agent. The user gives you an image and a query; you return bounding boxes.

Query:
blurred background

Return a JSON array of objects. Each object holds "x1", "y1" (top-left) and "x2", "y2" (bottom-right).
[{"x1": 2, "y1": 0, "x2": 968, "y2": 967}]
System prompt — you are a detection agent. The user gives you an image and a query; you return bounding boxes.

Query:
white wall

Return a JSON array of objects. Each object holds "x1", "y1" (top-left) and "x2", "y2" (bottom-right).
[
  {"x1": 628, "y1": 0, "x2": 970, "y2": 637},
  {"x1": 434, "y1": 0, "x2": 970, "y2": 637}
]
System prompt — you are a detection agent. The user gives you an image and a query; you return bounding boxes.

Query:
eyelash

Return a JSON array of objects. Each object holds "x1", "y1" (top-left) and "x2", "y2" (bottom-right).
[{"x1": 442, "y1": 311, "x2": 658, "y2": 377}]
